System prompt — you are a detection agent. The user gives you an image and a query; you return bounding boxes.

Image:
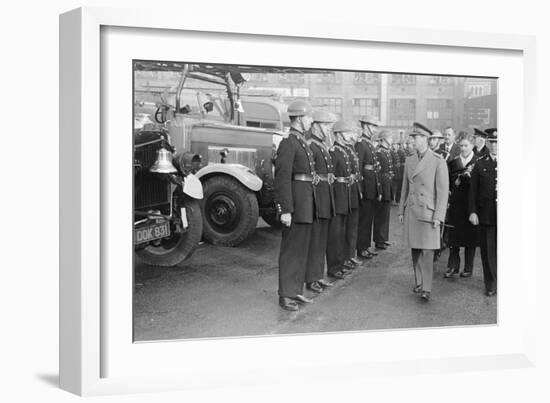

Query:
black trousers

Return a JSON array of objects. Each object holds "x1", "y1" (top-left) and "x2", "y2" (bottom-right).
[
  {"x1": 480, "y1": 225, "x2": 497, "y2": 292},
  {"x1": 392, "y1": 179, "x2": 402, "y2": 203},
  {"x1": 326, "y1": 214, "x2": 347, "y2": 275},
  {"x1": 278, "y1": 222, "x2": 312, "y2": 298},
  {"x1": 345, "y1": 208, "x2": 359, "y2": 260},
  {"x1": 373, "y1": 200, "x2": 391, "y2": 245},
  {"x1": 306, "y1": 218, "x2": 329, "y2": 283},
  {"x1": 447, "y1": 246, "x2": 476, "y2": 272},
  {"x1": 357, "y1": 198, "x2": 376, "y2": 252}
]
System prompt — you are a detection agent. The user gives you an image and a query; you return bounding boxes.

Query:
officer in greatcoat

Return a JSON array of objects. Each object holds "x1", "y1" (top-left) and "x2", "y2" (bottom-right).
[
  {"x1": 398, "y1": 122, "x2": 449, "y2": 301},
  {"x1": 305, "y1": 110, "x2": 337, "y2": 293},
  {"x1": 373, "y1": 130, "x2": 394, "y2": 250},
  {"x1": 468, "y1": 128, "x2": 498, "y2": 296},
  {"x1": 326, "y1": 120, "x2": 354, "y2": 279},
  {"x1": 355, "y1": 116, "x2": 382, "y2": 259},
  {"x1": 274, "y1": 99, "x2": 317, "y2": 311}
]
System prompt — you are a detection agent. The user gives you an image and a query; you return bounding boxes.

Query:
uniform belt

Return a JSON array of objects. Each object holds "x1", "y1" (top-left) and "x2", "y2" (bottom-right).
[
  {"x1": 335, "y1": 176, "x2": 351, "y2": 184},
  {"x1": 363, "y1": 164, "x2": 375, "y2": 171},
  {"x1": 317, "y1": 174, "x2": 329, "y2": 182},
  {"x1": 293, "y1": 173, "x2": 314, "y2": 182}
]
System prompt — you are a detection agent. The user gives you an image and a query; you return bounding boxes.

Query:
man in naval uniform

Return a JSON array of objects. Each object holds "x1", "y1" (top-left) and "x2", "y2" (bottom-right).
[
  {"x1": 468, "y1": 128, "x2": 498, "y2": 296},
  {"x1": 474, "y1": 128, "x2": 491, "y2": 159}
]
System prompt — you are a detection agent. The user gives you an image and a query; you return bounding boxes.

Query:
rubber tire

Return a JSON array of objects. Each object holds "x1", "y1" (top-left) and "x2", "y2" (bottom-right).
[
  {"x1": 202, "y1": 176, "x2": 259, "y2": 246},
  {"x1": 135, "y1": 198, "x2": 203, "y2": 267}
]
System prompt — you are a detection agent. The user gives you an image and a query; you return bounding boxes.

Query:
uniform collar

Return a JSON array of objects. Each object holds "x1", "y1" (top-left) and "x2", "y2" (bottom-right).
[{"x1": 289, "y1": 127, "x2": 306, "y2": 140}]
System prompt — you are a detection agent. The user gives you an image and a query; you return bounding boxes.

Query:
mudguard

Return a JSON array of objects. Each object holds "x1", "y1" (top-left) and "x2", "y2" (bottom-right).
[
  {"x1": 182, "y1": 173, "x2": 204, "y2": 199},
  {"x1": 195, "y1": 163, "x2": 263, "y2": 191}
]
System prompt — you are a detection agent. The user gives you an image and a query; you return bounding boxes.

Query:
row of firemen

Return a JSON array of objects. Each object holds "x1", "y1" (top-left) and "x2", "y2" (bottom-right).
[
  {"x1": 274, "y1": 100, "x2": 398, "y2": 311},
  {"x1": 273, "y1": 99, "x2": 497, "y2": 311}
]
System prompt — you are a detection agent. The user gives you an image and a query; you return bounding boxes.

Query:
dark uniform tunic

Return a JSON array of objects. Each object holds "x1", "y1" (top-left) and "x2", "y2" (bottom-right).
[
  {"x1": 355, "y1": 136, "x2": 381, "y2": 253},
  {"x1": 468, "y1": 154, "x2": 498, "y2": 293},
  {"x1": 344, "y1": 144, "x2": 362, "y2": 260},
  {"x1": 274, "y1": 128, "x2": 317, "y2": 298},
  {"x1": 395, "y1": 148, "x2": 407, "y2": 203},
  {"x1": 373, "y1": 143, "x2": 394, "y2": 246},
  {"x1": 390, "y1": 149, "x2": 401, "y2": 203},
  {"x1": 474, "y1": 145, "x2": 490, "y2": 159},
  {"x1": 326, "y1": 142, "x2": 351, "y2": 275},
  {"x1": 306, "y1": 137, "x2": 335, "y2": 284},
  {"x1": 446, "y1": 155, "x2": 480, "y2": 273}
]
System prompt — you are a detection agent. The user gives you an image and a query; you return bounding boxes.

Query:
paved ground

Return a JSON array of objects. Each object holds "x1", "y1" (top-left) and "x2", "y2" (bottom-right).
[{"x1": 134, "y1": 205, "x2": 497, "y2": 341}]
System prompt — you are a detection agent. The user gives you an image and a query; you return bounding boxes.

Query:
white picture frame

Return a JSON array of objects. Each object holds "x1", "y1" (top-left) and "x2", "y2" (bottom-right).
[{"x1": 60, "y1": 6, "x2": 537, "y2": 396}]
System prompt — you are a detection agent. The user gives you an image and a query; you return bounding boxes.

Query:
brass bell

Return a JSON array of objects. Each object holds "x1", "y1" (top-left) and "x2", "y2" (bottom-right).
[{"x1": 150, "y1": 147, "x2": 177, "y2": 174}]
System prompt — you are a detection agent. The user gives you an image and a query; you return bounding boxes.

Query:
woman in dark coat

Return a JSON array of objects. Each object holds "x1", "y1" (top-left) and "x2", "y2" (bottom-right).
[{"x1": 444, "y1": 133, "x2": 480, "y2": 278}]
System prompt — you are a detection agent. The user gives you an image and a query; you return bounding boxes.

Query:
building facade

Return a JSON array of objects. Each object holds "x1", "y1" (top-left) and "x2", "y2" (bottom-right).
[{"x1": 243, "y1": 72, "x2": 497, "y2": 141}]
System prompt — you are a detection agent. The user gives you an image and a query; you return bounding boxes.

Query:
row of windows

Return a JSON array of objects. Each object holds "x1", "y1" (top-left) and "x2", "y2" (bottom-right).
[
  {"x1": 247, "y1": 73, "x2": 455, "y2": 85},
  {"x1": 310, "y1": 97, "x2": 454, "y2": 126}
]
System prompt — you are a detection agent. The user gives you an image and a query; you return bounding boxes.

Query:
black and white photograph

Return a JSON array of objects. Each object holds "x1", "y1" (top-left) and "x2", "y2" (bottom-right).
[{"x1": 133, "y1": 61, "x2": 498, "y2": 341}]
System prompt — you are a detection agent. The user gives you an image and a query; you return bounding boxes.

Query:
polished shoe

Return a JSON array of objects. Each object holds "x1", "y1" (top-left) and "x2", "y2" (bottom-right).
[
  {"x1": 413, "y1": 285, "x2": 422, "y2": 293},
  {"x1": 420, "y1": 291, "x2": 431, "y2": 301},
  {"x1": 341, "y1": 265, "x2": 352, "y2": 273},
  {"x1": 327, "y1": 271, "x2": 346, "y2": 280},
  {"x1": 343, "y1": 260, "x2": 356, "y2": 270},
  {"x1": 279, "y1": 297, "x2": 299, "y2": 311},
  {"x1": 384, "y1": 241, "x2": 392, "y2": 246},
  {"x1": 318, "y1": 279, "x2": 334, "y2": 288},
  {"x1": 294, "y1": 294, "x2": 313, "y2": 304},
  {"x1": 375, "y1": 243, "x2": 387, "y2": 250},
  {"x1": 367, "y1": 248, "x2": 378, "y2": 256},
  {"x1": 306, "y1": 281, "x2": 323, "y2": 293},
  {"x1": 485, "y1": 290, "x2": 496, "y2": 297},
  {"x1": 444, "y1": 268, "x2": 458, "y2": 278},
  {"x1": 359, "y1": 250, "x2": 373, "y2": 259},
  {"x1": 460, "y1": 271, "x2": 473, "y2": 278},
  {"x1": 350, "y1": 257, "x2": 362, "y2": 265}
]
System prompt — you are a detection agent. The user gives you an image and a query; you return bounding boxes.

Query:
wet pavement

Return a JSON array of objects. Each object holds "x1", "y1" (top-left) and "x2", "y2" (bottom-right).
[{"x1": 134, "y1": 205, "x2": 497, "y2": 341}]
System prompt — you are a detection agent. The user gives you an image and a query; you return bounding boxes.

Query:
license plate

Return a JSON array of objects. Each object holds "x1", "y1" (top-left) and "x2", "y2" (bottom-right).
[{"x1": 134, "y1": 221, "x2": 171, "y2": 244}]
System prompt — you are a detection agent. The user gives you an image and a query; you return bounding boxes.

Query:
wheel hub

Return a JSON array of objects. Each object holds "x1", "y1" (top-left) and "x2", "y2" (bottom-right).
[{"x1": 207, "y1": 193, "x2": 240, "y2": 233}]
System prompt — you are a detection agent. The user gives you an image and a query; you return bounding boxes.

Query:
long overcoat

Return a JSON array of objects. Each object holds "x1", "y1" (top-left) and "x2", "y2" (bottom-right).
[
  {"x1": 446, "y1": 156, "x2": 480, "y2": 247},
  {"x1": 398, "y1": 149, "x2": 449, "y2": 249}
]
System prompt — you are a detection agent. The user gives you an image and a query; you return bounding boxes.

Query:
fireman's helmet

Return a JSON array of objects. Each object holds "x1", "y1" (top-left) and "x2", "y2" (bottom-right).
[
  {"x1": 359, "y1": 115, "x2": 379, "y2": 126},
  {"x1": 312, "y1": 110, "x2": 337, "y2": 123},
  {"x1": 287, "y1": 99, "x2": 313, "y2": 117},
  {"x1": 377, "y1": 130, "x2": 393, "y2": 141},
  {"x1": 333, "y1": 120, "x2": 356, "y2": 133}
]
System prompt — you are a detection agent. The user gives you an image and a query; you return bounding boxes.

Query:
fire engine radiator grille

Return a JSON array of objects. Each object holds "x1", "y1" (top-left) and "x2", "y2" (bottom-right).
[{"x1": 134, "y1": 139, "x2": 170, "y2": 210}]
